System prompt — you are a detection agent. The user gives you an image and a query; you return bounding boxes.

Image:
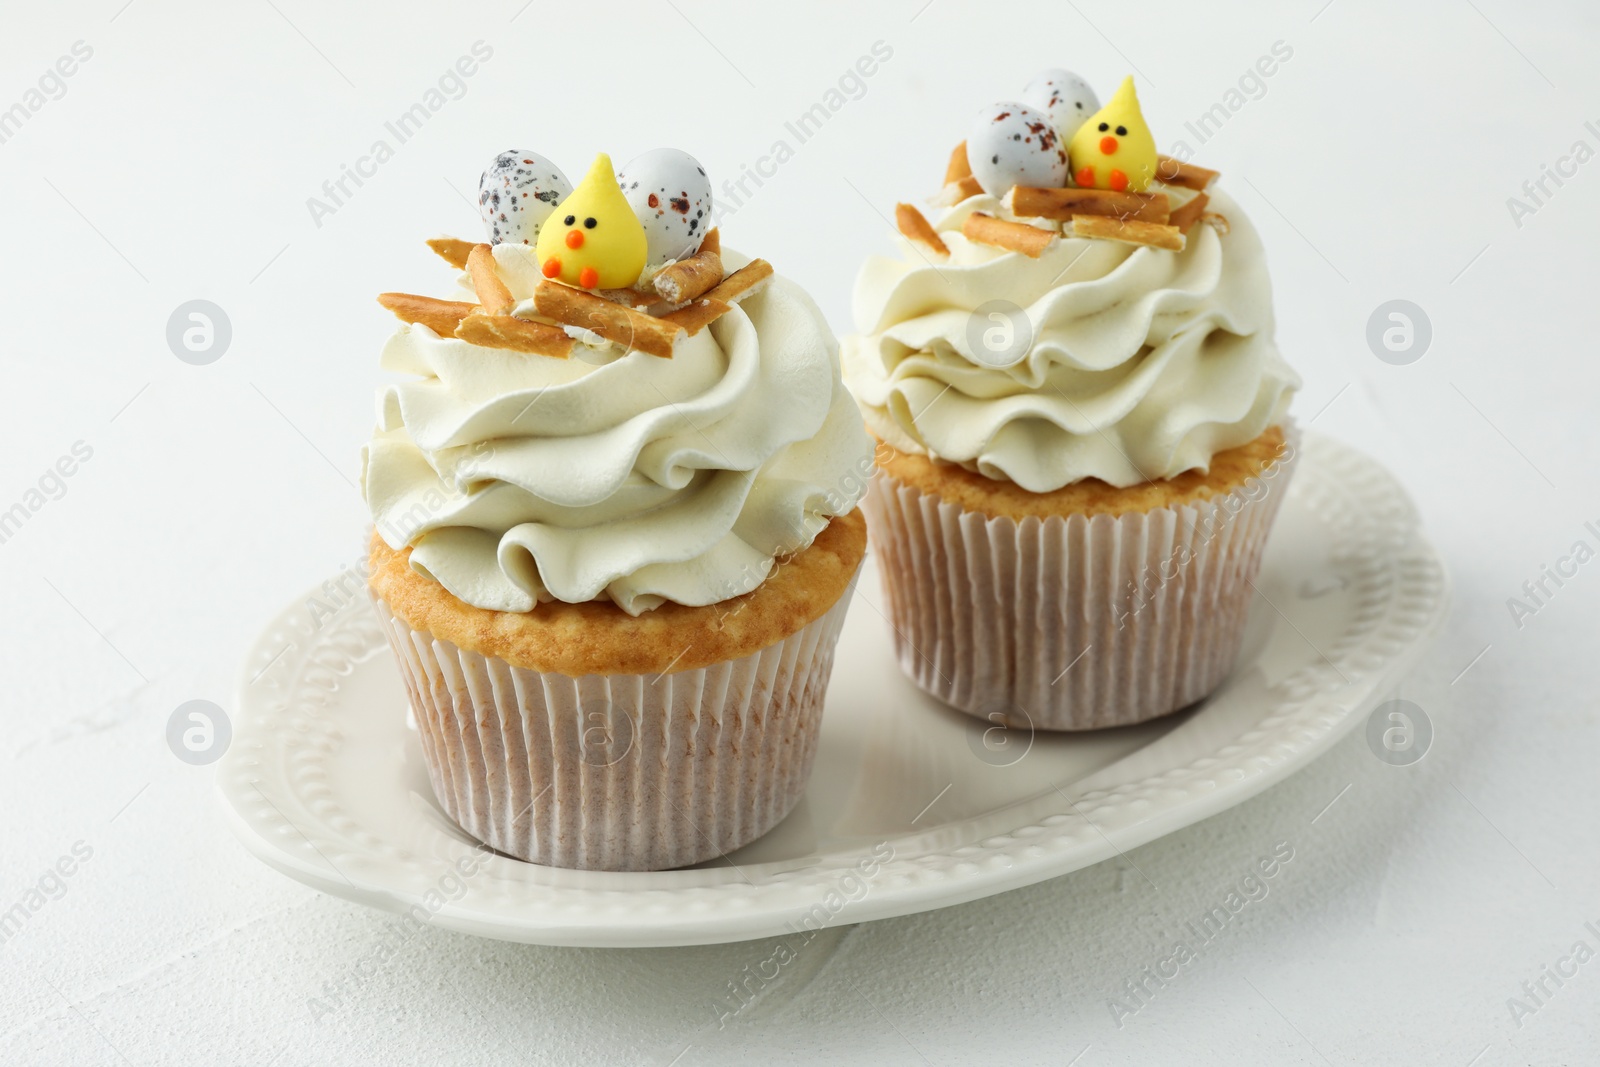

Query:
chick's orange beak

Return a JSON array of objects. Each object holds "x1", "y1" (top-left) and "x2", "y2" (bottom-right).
[
  {"x1": 1099, "y1": 136, "x2": 1118, "y2": 155},
  {"x1": 565, "y1": 230, "x2": 585, "y2": 249}
]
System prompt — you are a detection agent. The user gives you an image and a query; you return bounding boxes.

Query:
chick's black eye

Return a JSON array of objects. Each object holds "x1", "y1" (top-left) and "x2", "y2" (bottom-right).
[
  {"x1": 563, "y1": 214, "x2": 575, "y2": 225},
  {"x1": 1115, "y1": 125, "x2": 1127, "y2": 136},
  {"x1": 1098, "y1": 122, "x2": 1109, "y2": 132},
  {"x1": 583, "y1": 217, "x2": 597, "y2": 229}
]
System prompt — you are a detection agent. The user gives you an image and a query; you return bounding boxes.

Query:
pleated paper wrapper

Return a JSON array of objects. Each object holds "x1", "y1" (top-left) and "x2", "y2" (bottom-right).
[
  {"x1": 862, "y1": 437, "x2": 1298, "y2": 731},
  {"x1": 371, "y1": 574, "x2": 858, "y2": 872}
]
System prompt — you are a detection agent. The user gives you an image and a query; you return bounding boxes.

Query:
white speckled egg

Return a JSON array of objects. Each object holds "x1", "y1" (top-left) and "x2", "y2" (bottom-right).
[
  {"x1": 478, "y1": 150, "x2": 571, "y2": 245},
  {"x1": 967, "y1": 103, "x2": 1069, "y2": 197},
  {"x1": 1022, "y1": 69, "x2": 1100, "y2": 144},
  {"x1": 616, "y1": 148, "x2": 714, "y2": 270}
]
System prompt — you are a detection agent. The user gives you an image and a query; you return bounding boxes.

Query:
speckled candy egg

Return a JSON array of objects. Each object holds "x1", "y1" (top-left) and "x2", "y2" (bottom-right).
[
  {"x1": 967, "y1": 103, "x2": 1069, "y2": 198},
  {"x1": 1022, "y1": 69, "x2": 1100, "y2": 144},
  {"x1": 616, "y1": 148, "x2": 713, "y2": 271},
  {"x1": 478, "y1": 150, "x2": 572, "y2": 245}
]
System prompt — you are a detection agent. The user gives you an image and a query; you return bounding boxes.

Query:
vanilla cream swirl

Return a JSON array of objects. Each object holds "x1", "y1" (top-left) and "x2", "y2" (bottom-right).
[
  {"x1": 841, "y1": 187, "x2": 1299, "y2": 491},
  {"x1": 362, "y1": 251, "x2": 873, "y2": 615}
]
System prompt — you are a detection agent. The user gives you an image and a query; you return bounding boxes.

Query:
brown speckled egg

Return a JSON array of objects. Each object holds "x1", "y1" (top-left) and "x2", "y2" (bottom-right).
[
  {"x1": 967, "y1": 103, "x2": 1069, "y2": 198},
  {"x1": 616, "y1": 148, "x2": 713, "y2": 271},
  {"x1": 1022, "y1": 69, "x2": 1100, "y2": 144},
  {"x1": 478, "y1": 150, "x2": 572, "y2": 245}
]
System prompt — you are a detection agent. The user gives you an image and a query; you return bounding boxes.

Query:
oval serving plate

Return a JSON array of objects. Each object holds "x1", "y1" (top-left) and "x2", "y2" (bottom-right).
[{"x1": 219, "y1": 432, "x2": 1448, "y2": 947}]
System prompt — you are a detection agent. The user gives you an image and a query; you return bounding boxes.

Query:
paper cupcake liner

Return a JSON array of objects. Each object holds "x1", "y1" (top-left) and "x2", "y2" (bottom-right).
[
  {"x1": 370, "y1": 575, "x2": 857, "y2": 872},
  {"x1": 862, "y1": 436, "x2": 1298, "y2": 731}
]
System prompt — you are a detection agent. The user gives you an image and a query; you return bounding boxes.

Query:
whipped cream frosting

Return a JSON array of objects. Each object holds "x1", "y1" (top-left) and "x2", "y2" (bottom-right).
[
  {"x1": 362, "y1": 251, "x2": 873, "y2": 615},
  {"x1": 841, "y1": 187, "x2": 1299, "y2": 491}
]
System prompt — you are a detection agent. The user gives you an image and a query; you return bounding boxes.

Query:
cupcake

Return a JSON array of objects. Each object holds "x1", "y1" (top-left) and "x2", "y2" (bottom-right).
[
  {"x1": 362, "y1": 147, "x2": 873, "y2": 871},
  {"x1": 842, "y1": 74, "x2": 1301, "y2": 731}
]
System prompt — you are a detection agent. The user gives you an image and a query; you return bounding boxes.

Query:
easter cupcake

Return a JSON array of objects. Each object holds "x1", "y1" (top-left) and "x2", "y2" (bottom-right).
[
  {"x1": 842, "y1": 73, "x2": 1300, "y2": 731},
  {"x1": 363, "y1": 147, "x2": 873, "y2": 871}
]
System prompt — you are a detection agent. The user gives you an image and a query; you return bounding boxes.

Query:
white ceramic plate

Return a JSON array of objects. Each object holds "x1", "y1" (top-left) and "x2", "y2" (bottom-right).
[{"x1": 219, "y1": 432, "x2": 1448, "y2": 947}]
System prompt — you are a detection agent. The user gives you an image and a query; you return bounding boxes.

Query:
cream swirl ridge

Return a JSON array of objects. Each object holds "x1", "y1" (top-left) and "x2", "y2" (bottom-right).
[
  {"x1": 840, "y1": 187, "x2": 1299, "y2": 491},
  {"x1": 362, "y1": 253, "x2": 873, "y2": 615}
]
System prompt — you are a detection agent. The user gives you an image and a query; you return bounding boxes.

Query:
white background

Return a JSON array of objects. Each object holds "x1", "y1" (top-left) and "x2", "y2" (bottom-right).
[{"x1": 2, "y1": 0, "x2": 1597, "y2": 1063}]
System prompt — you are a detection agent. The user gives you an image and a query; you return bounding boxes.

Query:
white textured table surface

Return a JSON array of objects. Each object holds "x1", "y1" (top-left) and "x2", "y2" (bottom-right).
[{"x1": 3, "y1": 1, "x2": 1596, "y2": 1063}]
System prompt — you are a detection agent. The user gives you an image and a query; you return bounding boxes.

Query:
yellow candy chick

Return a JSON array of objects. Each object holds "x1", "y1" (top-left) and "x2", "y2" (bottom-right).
[
  {"x1": 535, "y1": 153, "x2": 647, "y2": 290},
  {"x1": 1068, "y1": 76, "x2": 1158, "y2": 193}
]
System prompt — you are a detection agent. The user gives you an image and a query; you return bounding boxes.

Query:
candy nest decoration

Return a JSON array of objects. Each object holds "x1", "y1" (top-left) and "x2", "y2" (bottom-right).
[
  {"x1": 896, "y1": 71, "x2": 1228, "y2": 261},
  {"x1": 385, "y1": 148, "x2": 771, "y2": 362}
]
